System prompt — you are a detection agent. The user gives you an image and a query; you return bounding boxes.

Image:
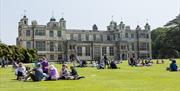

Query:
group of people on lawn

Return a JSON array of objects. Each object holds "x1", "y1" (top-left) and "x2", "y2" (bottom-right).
[
  {"x1": 69, "y1": 54, "x2": 118, "y2": 69},
  {"x1": 3, "y1": 53, "x2": 180, "y2": 82},
  {"x1": 128, "y1": 57, "x2": 179, "y2": 71},
  {"x1": 128, "y1": 58, "x2": 153, "y2": 67},
  {"x1": 15, "y1": 57, "x2": 84, "y2": 82}
]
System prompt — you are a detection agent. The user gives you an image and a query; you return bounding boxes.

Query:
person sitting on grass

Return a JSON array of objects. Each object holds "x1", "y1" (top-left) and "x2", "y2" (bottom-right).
[
  {"x1": 167, "y1": 59, "x2": 180, "y2": 71},
  {"x1": 78, "y1": 60, "x2": 87, "y2": 67},
  {"x1": 70, "y1": 66, "x2": 85, "y2": 80},
  {"x1": 129, "y1": 57, "x2": 137, "y2": 66},
  {"x1": 46, "y1": 64, "x2": 59, "y2": 80},
  {"x1": 109, "y1": 60, "x2": 118, "y2": 69},
  {"x1": 156, "y1": 60, "x2": 160, "y2": 64},
  {"x1": 24, "y1": 63, "x2": 48, "y2": 82},
  {"x1": 15, "y1": 62, "x2": 26, "y2": 80},
  {"x1": 161, "y1": 59, "x2": 164, "y2": 64},
  {"x1": 97, "y1": 58, "x2": 105, "y2": 69},
  {"x1": 145, "y1": 59, "x2": 152, "y2": 66},
  {"x1": 41, "y1": 57, "x2": 49, "y2": 74},
  {"x1": 59, "y1": 64, "x2": 73, "y2": 80}
]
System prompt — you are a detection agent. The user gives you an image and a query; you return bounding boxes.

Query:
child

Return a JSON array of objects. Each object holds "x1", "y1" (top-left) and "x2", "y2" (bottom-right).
[{"x1": 15, "y1": 62, "x2": 26, "y2": 80}]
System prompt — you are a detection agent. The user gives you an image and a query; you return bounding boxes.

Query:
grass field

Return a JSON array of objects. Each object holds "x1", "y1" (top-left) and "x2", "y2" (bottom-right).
[{"x1": 0, "y1": 59, "x2": 180, "y2": 91}]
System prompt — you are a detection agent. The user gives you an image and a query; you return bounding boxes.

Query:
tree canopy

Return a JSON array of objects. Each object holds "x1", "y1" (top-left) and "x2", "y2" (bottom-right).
[
  {"x1": 0, "y1": 44, "x2": 38, "y2": 63},
  {"x1": 151, "y1": 20, "x2": 180, "y2": 59}
]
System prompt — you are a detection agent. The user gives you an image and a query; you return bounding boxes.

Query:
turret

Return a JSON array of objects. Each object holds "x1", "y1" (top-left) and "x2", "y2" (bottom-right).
[
  {"x1": 47, "y1": 16, "x2": 59, "y2": 28},
  {"x1": 136, "y1": 25, "x2": 141, "y2": 30},
  {"x1": 19, "y1": 15, "x2": 28, "y2": 27},
  {"x1": 92, "y1": 24, "x2": 98, "y2": 31},
  {"x1": 144, "y1": 23, "x2": 150, "y2": 31},
  {"x1": 107, "y1": 20, "x2": 117, "y2": 31},
  {"x1": 59, "y1": 17, "x2": 66, "y2": 29},
  {"x1": 50, "y1": 16, "x2": 56, "y2": 22},
  {"x1": 119, "y1": 21, "x2": 125, "y2": 30}
]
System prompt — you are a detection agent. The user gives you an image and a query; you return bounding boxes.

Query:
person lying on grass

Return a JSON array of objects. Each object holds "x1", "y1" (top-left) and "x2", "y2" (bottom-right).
[
  {"x1": 24, "y1": 63, "x2": 48, "y2": 82},
  {"x1": 15, "y1": 62, "x2": 26, "y2": 80},
  {"x1": 46, "y1": 64, "x2": 59, "y2": 80}
]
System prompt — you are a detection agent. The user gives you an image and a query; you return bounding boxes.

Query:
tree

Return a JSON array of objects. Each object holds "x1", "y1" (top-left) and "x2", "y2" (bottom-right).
[
  {"x1": 0, "y1": 44, "x2": 38, "y2": 63},
  {"x1": 151, "y1": 24, "x2": 180, "y2": 58}
]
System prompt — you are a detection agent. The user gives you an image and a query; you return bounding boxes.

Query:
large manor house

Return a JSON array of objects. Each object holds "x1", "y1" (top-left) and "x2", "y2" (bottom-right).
[{"x1": 16, "y1": 15, "x2": 152, "y2": 61}]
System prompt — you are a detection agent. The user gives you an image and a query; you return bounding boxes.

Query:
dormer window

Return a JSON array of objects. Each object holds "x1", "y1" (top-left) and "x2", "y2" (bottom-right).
[{"x1": 24, "y1": 21, "x2": 27, "y2": 24}]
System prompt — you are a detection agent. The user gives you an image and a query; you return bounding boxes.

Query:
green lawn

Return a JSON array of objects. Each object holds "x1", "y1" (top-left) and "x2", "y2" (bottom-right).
[{"x1": 0, "y1": 59, "x2": 180, "y2": 91}]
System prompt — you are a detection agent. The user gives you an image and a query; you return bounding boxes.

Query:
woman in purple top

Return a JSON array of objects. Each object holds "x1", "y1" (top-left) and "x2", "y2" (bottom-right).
[
  {"x1": 41, "y1": 57, "x2": 49, "y2": 74},
  {"x1": 46, "y1": 64, "x2": 59, "y2": 80}
]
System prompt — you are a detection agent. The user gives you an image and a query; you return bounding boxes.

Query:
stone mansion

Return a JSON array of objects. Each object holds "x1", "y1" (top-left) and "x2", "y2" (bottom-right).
[{"x1": 16, "y1": 15, "x2": 152, "y2": 61}]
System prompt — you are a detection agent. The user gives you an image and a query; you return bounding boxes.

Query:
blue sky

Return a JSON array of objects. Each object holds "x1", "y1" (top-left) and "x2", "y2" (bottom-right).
[{"x1": 0, "y1": 0, "x2": 179, "y2": 45}]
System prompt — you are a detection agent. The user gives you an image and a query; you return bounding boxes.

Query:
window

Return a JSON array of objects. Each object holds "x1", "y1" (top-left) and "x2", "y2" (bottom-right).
[
  {"x1": 85, "y1": 46, "x2": 90, "y2": 56},
  {"x1": 132, "y1": 43, "x2": 135, "y2": 51},
  {"x1": 26, "y1": 30, "x2": 31, "y2": 36},
  {"x1": 78, "y1": 34, "x2": 81, "y2": 41},
  {"x1": 107, "y1": 35, "x2": 110, "y2": 41},
  {"x1": 58, "y1": 42, "x2": 62, "y2": 51},
  {"x1": 93, "y1": 34, "x2": 96, "y2": 41},
  {"x1": 96, "y1": 35, "x2": 101, "y2": 41},
  {"x1": 50, "y1": 41, "x2": 54, "y2": 51},
  {"x1": 121, "y1": 45, "x2": 126, "y2": 50},
  {"x1": 49, "y1": 30, "x2": 54, "y2": 37},
  {"x1": 26, "y1": 41, "x2": 31, "y2": 49},
  {"x1": 53, "y1": 24, "x2": 56, "y2": 27},
  {"x1": 109, "y1": 47, "x2": 114, "y2": 56},
  {"x1": 94, "y1": 47, "x2": 100, "y2": 57},
  {"x1": 70, "y1": 34, "x2": 73, "y2": 40},
  {"x1": 86, "y1": 34, "x2": 89, "y2": 41},
  {"x1": 77, "y1": 47, "x2": 82, "y2": 56},
  {"x1": 35, "y1": 30, "x2": 46, "y2": 36},
  {"x1": 146, "y1": 34, "x2": 149, "y2": 38},
  {"x1": 100, "y1": 35, "x2": 103, "y2": 41},
  {"x1": 24, "y1": 21, "x2": 27, "y2": 25},
  {"x1": 70, "y1": 45, "x2": 75, "y2": 50},
  {"x1": 35, "y1": 41, "x2": 46, "y2": 51},
  {"x1": 140, "y1": 43, "x2": 147, "y2": 50},
  {"x1": 125, "y1": 33, "x2": 128, "y2": 38},
  {"x1": 81, "y1": 34, "x2": 86, "y2": 41},
  {"x1": 127, "y1": 45, "x2": 129, "y2": 51},
  {"x1": 57, "y1": 31, "x2": 61, "y2": 37},
  {"x1": 89, "y1": 35, "x2": 93, "y2": 41},
  {"x1": 118, "y1": 34, "x2": 120, "y2": 38},
  {"x1": 102, "y1": 47, "x2": 106, "y2": 56},
  {"x1": 50, "y1": 55, "x2": 54, "y2": 60},
  {"x1": 110, "y1": 34, "x2": 115, "y2": 41},
  {"x1": 131, "y1": 34, "x2": 134, "y2": 38}
]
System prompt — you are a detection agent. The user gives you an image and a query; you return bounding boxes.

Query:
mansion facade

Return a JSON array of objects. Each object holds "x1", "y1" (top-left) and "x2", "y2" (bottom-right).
[{"x1": 16, "y1": 15, "x2": 152, "y2": 61}]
